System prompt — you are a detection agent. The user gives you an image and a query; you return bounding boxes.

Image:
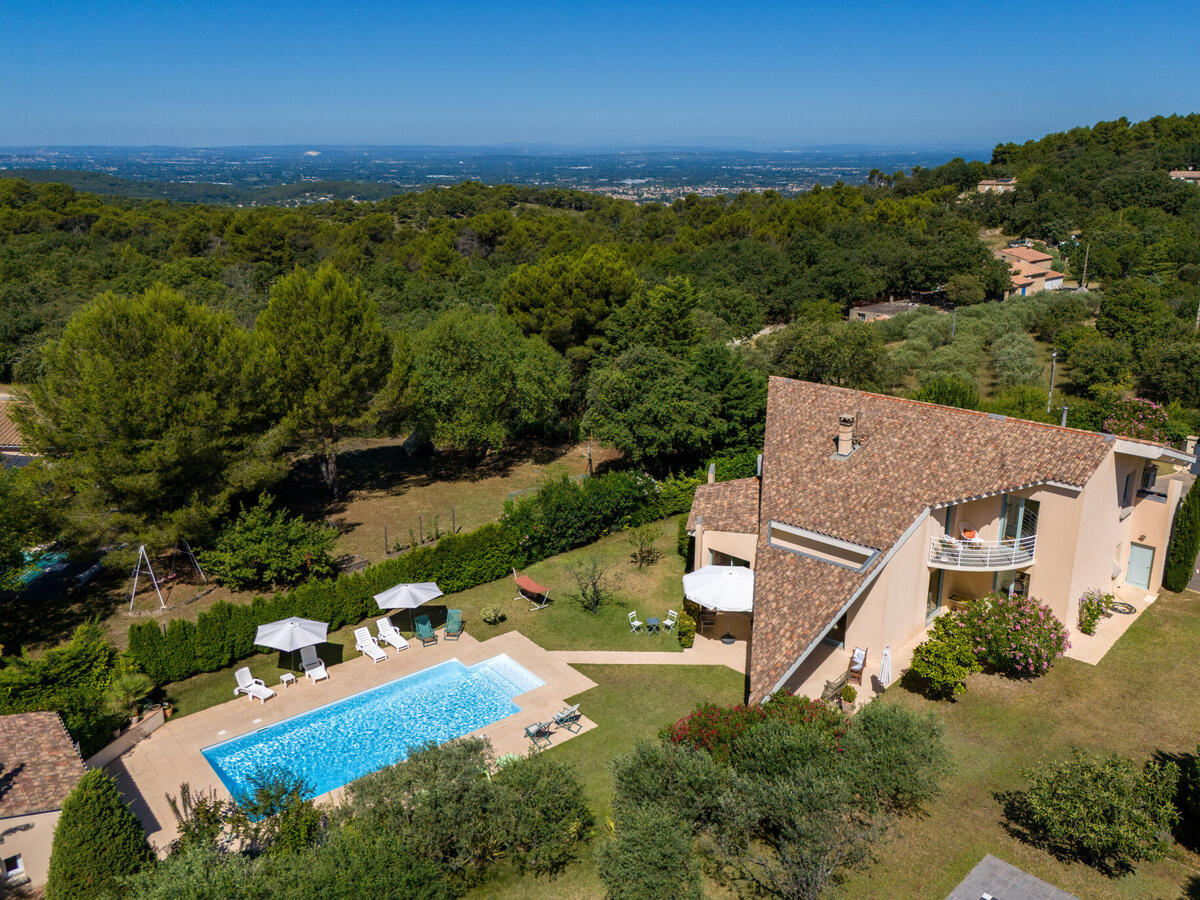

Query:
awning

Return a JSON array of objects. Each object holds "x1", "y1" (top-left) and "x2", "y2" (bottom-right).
[{"x1": 682, "y1": 565, "x2": 754, "y2": 613}]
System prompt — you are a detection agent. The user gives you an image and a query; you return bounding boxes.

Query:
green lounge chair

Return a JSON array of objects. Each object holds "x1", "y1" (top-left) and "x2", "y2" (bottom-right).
[
  {"x1": 414, "y1": 614, "x2": 438, "y2": 647},
  {"x1": 525, "y1": 721, "x2": 553, "y2": 751},
  {"x1": 445, "y1": 608, "x2": 463, "y2": 641}
]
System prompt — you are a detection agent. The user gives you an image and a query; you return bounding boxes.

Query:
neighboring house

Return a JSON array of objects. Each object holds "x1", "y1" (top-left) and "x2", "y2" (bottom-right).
[
  {"x1": 995, "y1": 247, "x2": 1064, "y2": 297},
  {"x1": 977, "y1": 177, "x2": 1017, "y2": 193},
  {"x1": 0, "y1": 712, "x2": 87, "y2": 890},
  {"x1": 688, "y1": 377, "x2": 1191, "y2": 703},
  {"x1": 848, "y1": 301, "x2": 919, "y2": 322},
  {"x1": 1169, "y1": 169, "x2": 1200, "y2": 184},
  {"x1": 0, "y1": 396, "x2": 31, "y2": 468}
]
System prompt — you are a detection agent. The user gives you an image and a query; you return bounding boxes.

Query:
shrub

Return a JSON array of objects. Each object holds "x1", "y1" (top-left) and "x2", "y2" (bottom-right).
[
  {"x1": 47, "y1": 769, "x2": 154, "y2": 899},
  {"x1": 663, "y1": 695, "x2": 842, "y2": 764},
  {"x1": 597, "y1": 803, "x2": 702, "y2": 900},
  {"x1": 676, "y1": 610, "x2": 696, "y2": 648},
  {"x1": 961, "y1": 592, "x2": 1069, "y2": 677},
  {"x1": 1000, "y1": 749, "x2": 1179, "y2": 872},
  {"x1": 1077, "y1": 588, "x2": 1114, "y2": 636},
  {"x1": 203, "y1": 493, "x2": 337, "y2": 591},
  {"x1": 1103, "y1": 397, "x2": 1169, "y2": 442},
  {"x1": 839, "y1": 702, "x2": 949, "y2": 815},
  {"x1": 492, "y1": 754, "x2": 593, "y2": 874},
  {"x1": 914, "y1": 375, "x2": 979, "y2": 410},
  {"x1": 676, "y1": 514, "x2": 691, "y2": 559},
  {"x1": 1164, "y1": 480, "x2": 1200, "y2": 592},
  {"x1": 611, "y1": 740, "x2": 729, "y2": 830},
  {"x1": 906, "y1": 613, "x2": 981, "y2": 699},
  {"x1": 480, "y1": 605, "x2": 505, "y2": 625},
  {"x1": 841, "y1": 684, "x2": 857, "y2": 704},
  {"x1": 627, "y1": 522, "x2": 663, "y2": 569}
]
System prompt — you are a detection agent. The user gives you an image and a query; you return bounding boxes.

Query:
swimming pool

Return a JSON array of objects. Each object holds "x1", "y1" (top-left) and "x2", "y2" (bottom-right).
[{"x1": 202, "y1": 654, "x2": 543, "y2": 800}]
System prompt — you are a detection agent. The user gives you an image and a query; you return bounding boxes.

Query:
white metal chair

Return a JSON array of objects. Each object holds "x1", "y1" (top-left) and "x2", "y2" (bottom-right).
[
  {"x1": 628, "y1": 610, "x2": 643, "y2": 634},
  {"x1": 663, "y1": 609, "x2": 679, "y2": 633},
  {"x1": 299, "y1": 645, "x2": 329, "y2": 682}
]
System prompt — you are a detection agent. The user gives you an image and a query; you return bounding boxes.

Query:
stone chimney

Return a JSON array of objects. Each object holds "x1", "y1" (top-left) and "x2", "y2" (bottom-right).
[
  {"x1": 707, "y1": 462, "x2": 716, "y2": 484},
  {"x1": 836, "y1": 414, "x2": 856, "y2": 457}
]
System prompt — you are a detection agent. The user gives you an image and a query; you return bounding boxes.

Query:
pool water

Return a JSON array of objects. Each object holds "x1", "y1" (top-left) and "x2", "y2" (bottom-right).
[
  {"x1": 202, "y1": 654, "x2": 544, "y2": 800},
  {"x1": 17, "y1": 549, "x2": 69, "y2": 586}
]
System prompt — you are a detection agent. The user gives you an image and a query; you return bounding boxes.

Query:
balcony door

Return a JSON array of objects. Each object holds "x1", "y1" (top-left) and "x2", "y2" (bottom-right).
[{"x1": 1000, "y1": 496, "x2": 1040, "y2": 542}]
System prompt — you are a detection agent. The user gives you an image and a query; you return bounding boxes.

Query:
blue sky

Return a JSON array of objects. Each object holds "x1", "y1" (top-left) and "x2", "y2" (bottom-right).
[{"x1": 2, "y1": 0, "x2": 1196, "y2": 148}]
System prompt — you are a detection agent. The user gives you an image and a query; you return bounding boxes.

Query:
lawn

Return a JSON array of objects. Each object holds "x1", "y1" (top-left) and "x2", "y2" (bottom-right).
[
  {"x1": 165, "y1": 516, "x2": 690, "y2": 717},
  {"x1": 831, "y1": 589, "x2": 1200, "y2": 900},
  {"x1": 466, "y1": 663, "x2": 745, "y2": 900}
]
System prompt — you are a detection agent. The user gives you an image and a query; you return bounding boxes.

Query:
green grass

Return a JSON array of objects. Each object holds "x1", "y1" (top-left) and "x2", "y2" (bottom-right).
[
  {"x1": 165, "y1": 517, "x2": 690, "y2": 717},
  {"x1": 467, "y1": 664, "x2": 746, "y2": 899},
  {"x1": 830, "y1": 589, "x2": 1200, "y2": 899}
]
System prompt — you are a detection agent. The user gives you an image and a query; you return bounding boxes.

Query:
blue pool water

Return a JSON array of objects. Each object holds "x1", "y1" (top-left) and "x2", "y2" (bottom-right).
[{"x1": 202, "y1": 654, "x2": 543, "y2": 799}]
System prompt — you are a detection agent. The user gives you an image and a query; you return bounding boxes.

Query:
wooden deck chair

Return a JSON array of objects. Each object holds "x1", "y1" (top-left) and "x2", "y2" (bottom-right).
[
  {"x1": 820, "y1": 669, "x2": 849, "y2": 704},
  {"x1": 513, "y1": 568, "x2": 552, "y2": 611},
  {"x1": 847, "y1": 646, "x2": 868, "y2": 685}
]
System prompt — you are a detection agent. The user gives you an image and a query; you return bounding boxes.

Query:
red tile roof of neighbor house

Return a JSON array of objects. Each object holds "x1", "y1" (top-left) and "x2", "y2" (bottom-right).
[
  {"x1": 687, "y1": 477, "x2": 759, "y2": 533},
  {"x1": 0, "y1": 399, "x2": 22, "y2": 450},
  {"x1": 746, "y1": 377, "x2": 1116, "y2": 700},
  {"x1": 0, "y1": 712, "x2": 86, "y2": 817},
  {"x1": 1001, "y1": 246, "x2": 1054, "y2": 265}
]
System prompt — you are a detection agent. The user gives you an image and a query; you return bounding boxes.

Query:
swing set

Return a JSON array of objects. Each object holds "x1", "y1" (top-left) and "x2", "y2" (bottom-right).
[{"x1": 128, "y1": 539, "x2": 207, "y2": 611}]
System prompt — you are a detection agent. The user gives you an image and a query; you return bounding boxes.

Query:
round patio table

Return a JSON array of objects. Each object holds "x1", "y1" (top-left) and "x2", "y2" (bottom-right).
[{"x1": 646, "y1": 617, "x2": 660, "y2": 635}]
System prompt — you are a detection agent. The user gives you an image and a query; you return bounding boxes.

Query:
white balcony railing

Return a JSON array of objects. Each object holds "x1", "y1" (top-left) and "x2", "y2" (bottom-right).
[{"x1": 928, "y1": 534, "x2": 1036, "y2": 570}]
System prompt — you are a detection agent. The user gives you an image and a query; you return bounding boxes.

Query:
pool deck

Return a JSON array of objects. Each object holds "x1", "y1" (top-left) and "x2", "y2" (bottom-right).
[{"x1": 105, "y1": 630, "x2": 598, "y2": 853}]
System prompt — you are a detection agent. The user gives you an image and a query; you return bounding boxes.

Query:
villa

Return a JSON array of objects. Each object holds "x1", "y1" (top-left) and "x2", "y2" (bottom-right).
[
  {"x1": 0, "y1": 712, "x2": 86, "y2": 890},
  {"x1": 688, "y1": 377, "x2": 1192, "y2": 703},
  {"x1": 977, "y1": 177, "x2": 1017, "y2": 193}
]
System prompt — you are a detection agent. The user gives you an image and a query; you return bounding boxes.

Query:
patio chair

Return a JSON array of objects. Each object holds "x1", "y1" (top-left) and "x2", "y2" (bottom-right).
[
  {"x1": 628, "y1": 610, "x2": 643, "y2": 634},
  {"x1": 525, "y1": 720, "x2": 553, "y2": 751},
  {"x1": 820, "y1": 670, "x2": 849, "y2": 704},
  {"x1": 513, "y1": 568, "x2": 552, "y2": 611},
  {"x1": 847, "y1": 646, "x2": 868, "y2": 686},
  {"x1": 553, "y1": 703, "x2": 583, "y2": 733},
  {"x1": 699, "y1": 610, "x2": 717, "y2": 633},
  {"x1": 376, "y1": 618, "x2": 410, "y2": 652},
  {"x1": 299, "y1": 645, "x2": 329, "y2": 683},
  {"x1": 445, "y1": 608, "x2": 464, "y2": 641},
  {"x1": 662, "y1": 609, "x2": 678, "y2": 633},
  {"x1": 233, "y1": 667, "x2": 276, "y2": 703},
  {"x1": 414, "y1": 614, "x2": 438, "y2": 647},
  {"x1": 354, "y1": 627, "x2": 388, "y2": 663}
]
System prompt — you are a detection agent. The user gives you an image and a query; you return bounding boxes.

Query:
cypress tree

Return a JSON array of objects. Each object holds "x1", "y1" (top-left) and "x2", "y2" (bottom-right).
[
  {"x1": 1164, "y1": 483, "x2": 1200, "y2": 592},
  {"x1": 47, "y1": 769, "x2": 153, "y2": 899}
]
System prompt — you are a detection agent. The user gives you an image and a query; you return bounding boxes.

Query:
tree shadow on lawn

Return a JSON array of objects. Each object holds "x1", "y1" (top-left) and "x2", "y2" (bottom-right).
[
  {"x1": 1155, "y1": 748, "x2": 1200, "y2": 853},
  {"x1": 1183, "y1": 874, "x2": 1200, "y2": 899}
]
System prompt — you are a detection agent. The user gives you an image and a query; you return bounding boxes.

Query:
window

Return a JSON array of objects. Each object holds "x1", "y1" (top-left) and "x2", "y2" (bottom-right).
[
  {"x1": 767, "y1": 521, "x2": 878, "y2": 571},
  {"x1": 3, "y1": 855, "x2": 23, "y2": 880},
  {"x1": 709, "y1": 550, "x2": 750, "y2": 568}
]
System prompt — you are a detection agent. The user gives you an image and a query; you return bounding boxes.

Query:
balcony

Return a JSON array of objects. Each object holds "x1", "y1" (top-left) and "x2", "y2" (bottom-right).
[{"x1": 928, "y1": 534, "x2": 1036, "y2": 571}]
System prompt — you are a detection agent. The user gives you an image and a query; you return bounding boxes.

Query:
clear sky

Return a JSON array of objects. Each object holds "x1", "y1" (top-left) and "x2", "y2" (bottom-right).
[{"x1": 2, "y1": 0, "x2": 1196, "y2": 148}]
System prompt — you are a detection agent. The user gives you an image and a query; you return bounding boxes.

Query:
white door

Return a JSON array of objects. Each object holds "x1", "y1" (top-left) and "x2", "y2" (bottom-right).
[{"x1": 1125, "y1": 543, "x2": 1155, "y2": 590}]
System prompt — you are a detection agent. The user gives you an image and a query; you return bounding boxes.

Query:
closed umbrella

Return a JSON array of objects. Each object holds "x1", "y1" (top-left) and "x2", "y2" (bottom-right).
[
  {"x1": 374, "y1": 581, "x2": 443, "y2": 632},
  {"x1": 879, "y1": 646, "x2": 893, "y2": 688},
  {"x1": 255, "y1": 616, "x2": 329, "y2": 671}
]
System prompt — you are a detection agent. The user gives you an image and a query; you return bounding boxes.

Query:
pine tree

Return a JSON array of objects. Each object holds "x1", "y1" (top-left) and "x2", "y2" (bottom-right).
[
  {"x1": 47, "y1": 769, "x2": 153, "y2": 899},
  {"x1": 1164, "y1": 483, "x2": 1200, "y2": 592}
]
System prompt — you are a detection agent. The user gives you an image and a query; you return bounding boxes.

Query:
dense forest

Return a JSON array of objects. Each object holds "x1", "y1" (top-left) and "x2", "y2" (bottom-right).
[{"x1": 4, "y1": 113, "x2": 1200, "y2": 568}]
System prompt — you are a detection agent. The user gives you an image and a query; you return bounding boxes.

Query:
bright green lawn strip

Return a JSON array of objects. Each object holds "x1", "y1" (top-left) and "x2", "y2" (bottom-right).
[
  {"x1": 831, "y1": 590, "x2": 1200, "y2": 900},
  {"x1": 166, "y1": 517, "x2": 689, "y2": 718}
]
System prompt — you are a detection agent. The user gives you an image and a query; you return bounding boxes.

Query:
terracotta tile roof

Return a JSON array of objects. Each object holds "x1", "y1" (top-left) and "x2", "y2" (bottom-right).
[
  {"x1": 1044, "y1": 270, "x2": 1065, "y2": 280},
  {"x1": 1170, "y1": 170, "x2": 1200, "y2": 180},
  {"x1": 1001, "y1": 246, "x2": 1054, "y2": 265},
  {"x1": 0, "y1": 712, "x2": 86, "y2": 817},
  {"x1": 1009, "y1": 274, "x2": 1034, "y2": 288},
  {"x1": 687, "y1": 477, "x2": 759, "y2": 533},
  {"x1": 0, "y1": 399, "x2": 22, "y2": 450},
  {"x1": 748, "y1": 377, "x2": 1112, "y2": 700}
]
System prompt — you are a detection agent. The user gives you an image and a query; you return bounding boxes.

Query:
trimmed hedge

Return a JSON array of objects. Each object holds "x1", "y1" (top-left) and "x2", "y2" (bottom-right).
[
  {"x1": 1164, "y1": 480, "x2": 1200, "y2": 592},
  {"x1": 129, "y1": 461, "x2": 731, "y2": 686}
]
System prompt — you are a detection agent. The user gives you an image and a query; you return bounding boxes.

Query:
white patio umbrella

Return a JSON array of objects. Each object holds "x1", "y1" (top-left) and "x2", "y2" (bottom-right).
[
  {"x1": 255, "y1": 616, "x2": 329, "y2": 670},
  {"x1": 878, "y1": 646, "x2": 893, "y2": 688},
  {"x1": 373, "y1": 581, "x2": 443, "y2": 632},
  {"x1": 681, "y1": 566, "x2": 754, "y2": 613}
]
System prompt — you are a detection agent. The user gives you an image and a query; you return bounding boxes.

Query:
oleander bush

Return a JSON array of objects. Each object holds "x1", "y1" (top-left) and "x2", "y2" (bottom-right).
[
  {"x1": 1077, "y1": 588, "x2": 1114, "y2": 636},
  {"x1": 961, "y1": 591, "x2": 1070, "y2": 677},
  {"x1": 1000, "y1": 749, "x2": 1179, "y2": 873},
  {"x1": 662, "y1": 694, "x2": 844, "y2": 764}
]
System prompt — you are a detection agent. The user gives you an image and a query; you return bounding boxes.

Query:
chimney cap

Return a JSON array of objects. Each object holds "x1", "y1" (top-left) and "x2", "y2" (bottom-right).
[{"x1": 839, "y1": 413, "x2": 856, "y2": 427}]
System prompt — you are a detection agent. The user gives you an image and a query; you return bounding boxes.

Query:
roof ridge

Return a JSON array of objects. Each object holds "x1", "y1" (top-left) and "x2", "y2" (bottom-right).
[{"x1": 768, "y1": 375, "x2": 1113, "y2": 441}]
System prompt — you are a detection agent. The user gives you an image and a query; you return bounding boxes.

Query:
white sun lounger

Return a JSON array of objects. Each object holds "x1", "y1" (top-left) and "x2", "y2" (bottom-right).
[
  {"x1": 233, "y1": 667, "x2": 276, "y2": 703},
  {"x1": 354, "y1": 627, "x2": 388, "y2": 663},
  {"x1": 376, "y1": 618, "x2": 410, "y2": 652},
  {"x1": 299, "y1": 645, "x2": 329, "y2": 682}
]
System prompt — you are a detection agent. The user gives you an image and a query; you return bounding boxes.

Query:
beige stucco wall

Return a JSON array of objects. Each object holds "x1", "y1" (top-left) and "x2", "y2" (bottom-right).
[
  {"x1": 0, "y1": 809, "x2": 59, "y2": 888},
  {"x1": 693, "y1": 528, "x2": 757, "y2": 571}
]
